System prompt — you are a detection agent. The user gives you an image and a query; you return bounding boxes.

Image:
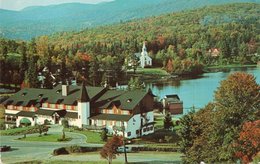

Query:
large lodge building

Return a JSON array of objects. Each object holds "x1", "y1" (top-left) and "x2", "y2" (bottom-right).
[{"x1": 2, "y1": 83, "x2": 155, "y2": 138}]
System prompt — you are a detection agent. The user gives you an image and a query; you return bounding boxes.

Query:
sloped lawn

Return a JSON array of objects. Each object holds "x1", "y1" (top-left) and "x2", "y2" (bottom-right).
[{"x1": 17, "y1": 134, "x2": 71, "y2": 142}]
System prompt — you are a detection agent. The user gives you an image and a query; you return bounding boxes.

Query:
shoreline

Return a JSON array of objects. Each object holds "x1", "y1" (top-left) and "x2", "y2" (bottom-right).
[{"x1": 128, "y1": 64, "x2": 257, "y2": 80}]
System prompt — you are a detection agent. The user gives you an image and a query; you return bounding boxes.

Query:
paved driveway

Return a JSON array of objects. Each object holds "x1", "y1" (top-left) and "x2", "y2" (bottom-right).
[
  {"x1": 0, "y1": 125, "x2": 182, "y2": 163},
  {"x1": 0, "y1": 125, "x2": 100, "y2": 164}
]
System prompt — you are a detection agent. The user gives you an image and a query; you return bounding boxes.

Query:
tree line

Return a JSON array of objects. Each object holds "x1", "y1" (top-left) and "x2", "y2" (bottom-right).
[{"x1": 0, "y1": 3, "x2": 259, "y2": 87}]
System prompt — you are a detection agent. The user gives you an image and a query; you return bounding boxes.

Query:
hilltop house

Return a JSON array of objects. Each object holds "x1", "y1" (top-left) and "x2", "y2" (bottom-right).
[{"x1": 2, "y1": 83, "x2": 155, "y2": 138}]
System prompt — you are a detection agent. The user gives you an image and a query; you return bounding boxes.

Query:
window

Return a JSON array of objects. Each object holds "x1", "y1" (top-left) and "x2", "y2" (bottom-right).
[
  {"x1": 150, "y1": 127, "x2": 153, "y2": 131},
  {"x1": 78, "y1": 115, "x2": 81, "y2": 119},
  {"x1": 127, "y1": 132, "x2": 131, "y2": 137},
  {"x1": 143, "y1": 128, "x2": 147, "y2": 132},
  {"x1": 136, "y1": 130, "x2": 139, "y2": 135}
]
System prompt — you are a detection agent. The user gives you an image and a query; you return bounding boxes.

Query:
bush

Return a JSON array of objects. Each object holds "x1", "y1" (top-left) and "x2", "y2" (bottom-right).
[
  {"x1": 53, "y1": 147, "x2": 69, "y2": 156},
  {"x1": 100, "y1": 128, "x2": 108, "y2": 141},
  {"x1": 53, "y1": 146, "x2": 98, "y2": 155},
  {"x1": 61, "y1": 119, "x2": 69, "y2": 128},
  {"x1": 131, "y1": 146, "x2": 179, "y2": 152},
  {"x1": 44, "y1": 119, "x2": 51, "y2": 125}
]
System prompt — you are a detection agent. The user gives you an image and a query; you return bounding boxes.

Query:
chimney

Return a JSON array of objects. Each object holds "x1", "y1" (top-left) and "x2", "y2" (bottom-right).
[{"x1": 62, "y1": 85, "x2": 69, "y2": 96}]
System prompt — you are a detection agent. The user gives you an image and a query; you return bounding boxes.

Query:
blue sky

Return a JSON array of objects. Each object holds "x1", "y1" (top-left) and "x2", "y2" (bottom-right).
[{"x1": 0, "y1": 0, "x2": 114, "y2": 11}]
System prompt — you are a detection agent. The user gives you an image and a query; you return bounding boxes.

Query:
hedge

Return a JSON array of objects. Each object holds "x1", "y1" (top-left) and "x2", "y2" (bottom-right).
[{"x1": 53, "y1": 145, "x2": 99, "y2": 155}]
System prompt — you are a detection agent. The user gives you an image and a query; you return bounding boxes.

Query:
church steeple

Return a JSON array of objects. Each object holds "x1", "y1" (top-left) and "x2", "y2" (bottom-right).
[
  {"x1": 142, "y1": 42, "x2": 147, "y2": 53},
  {"x1": 78, "y1": 82, "x2": 90, "y2": 102}
]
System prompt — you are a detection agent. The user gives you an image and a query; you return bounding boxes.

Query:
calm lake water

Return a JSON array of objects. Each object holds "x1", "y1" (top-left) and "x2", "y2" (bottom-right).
[{"x1": 145, "y1": 66, "x2": 260, "y2": 114}]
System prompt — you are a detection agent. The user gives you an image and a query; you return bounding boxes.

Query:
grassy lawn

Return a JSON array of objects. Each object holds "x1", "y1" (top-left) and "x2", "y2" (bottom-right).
[
  {"x1": 0, "y1": 126, "x2": 35, "y2": 135},
  {"x1": 129, "y1": 67, "x2": 169, "y2": 76},
  {"x1": 154, "y1": 115, "x2": 180, "y2": 130},
  {"x1": 17, "y1": 134, "x2": 72, "y2": 142},
  {"x1": 206, "y1": 64, "x2": 256, "y2": 69},
  {"x1": 19, "y1": 160, "x2": 124, "y2": 164},
  {"x1": 65, "y1": 128, "x2": 105, "y2": 144}
]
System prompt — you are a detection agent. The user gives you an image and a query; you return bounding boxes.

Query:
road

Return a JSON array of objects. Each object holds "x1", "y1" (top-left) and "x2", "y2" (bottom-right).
[{"x1": 0, "y1": 125, "x2": 182, "y2": 164}]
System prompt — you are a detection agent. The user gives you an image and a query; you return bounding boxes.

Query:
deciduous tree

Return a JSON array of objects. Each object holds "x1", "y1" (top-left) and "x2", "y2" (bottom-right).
[
  {"x1": 100, "y1": 135, "x2": 123, "y2": 164},
  {"x1": 234, "y1": 120, "x2": 260, "y2": 163}
]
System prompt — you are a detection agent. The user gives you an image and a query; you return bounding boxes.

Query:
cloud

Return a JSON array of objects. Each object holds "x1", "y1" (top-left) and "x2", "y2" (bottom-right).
[{"x1": 0, "y1": 0, "x2": 114, "y2": 11}]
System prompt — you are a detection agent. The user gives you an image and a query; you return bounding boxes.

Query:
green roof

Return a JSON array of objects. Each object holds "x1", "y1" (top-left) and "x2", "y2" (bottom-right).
[
  {"x1": 90, "y1": 114, "x2": 132, "y2": 121},
  {"x1": 16, "y1": 111, "x2": 35, "y2": 118},
  {"x1": 64, "y1": 112, "x2": 78, "y2": 119},
  {"x1": 36, "y1": 109, "x2": 66, "y2": 116},
  {"x1": 95, "y1": 90, "x2": 149, "y2": 110},
  {"x1": 2, "y1": 85, "x2": 154, "y2": 113},
  {"x1": 3, "y1": 84, "x2": 106, "y2": 106},
  {"x1": 78, "y1": 82, "x2": 90, "y2": 102}
]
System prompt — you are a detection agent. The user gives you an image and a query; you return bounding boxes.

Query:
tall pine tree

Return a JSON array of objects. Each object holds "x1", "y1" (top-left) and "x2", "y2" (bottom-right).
[{"x1": 19, "y1": 42, "x2": 28, "y2": 83}]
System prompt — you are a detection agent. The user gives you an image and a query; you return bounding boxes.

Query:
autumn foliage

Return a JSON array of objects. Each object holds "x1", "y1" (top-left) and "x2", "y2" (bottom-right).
[
  {"x1": 100, "y1": 135, "x2": 123, "y2": 164},
  {"x1": 234, "y1": 120, "x2": 260, "y2": 163},
  {"x1": 179, "y1": 72, "x2": 260, "y2": 163}
]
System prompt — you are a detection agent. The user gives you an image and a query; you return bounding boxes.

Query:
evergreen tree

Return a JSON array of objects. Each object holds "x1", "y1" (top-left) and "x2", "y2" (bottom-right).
[
  {"x1": 100, "y1": 128, "x2": 108, "y2": 141},
  {"x1": 60, "y1": 55, "x2": 67, "y2": 84},
  {"x1": 89, "y1": 56, "x2": 99, "y2": 86},
  {"x1": 19, "y1": 42, "x2": 28, "y2": 83},
  {"x1": 26, "y1": 56, "x2": 39, "y2": 88},
  {"x1": 163, "y1": 112, "x2": 173, "y2": 130}
]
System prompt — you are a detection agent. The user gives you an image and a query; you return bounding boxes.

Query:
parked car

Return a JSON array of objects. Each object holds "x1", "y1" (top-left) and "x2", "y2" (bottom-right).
[
  {"x1": 116, "y1": 146, "x2": 132, "y2": 153},
  {"x1": 0, "y1": 145, "x2": 11, "y2": 152}
]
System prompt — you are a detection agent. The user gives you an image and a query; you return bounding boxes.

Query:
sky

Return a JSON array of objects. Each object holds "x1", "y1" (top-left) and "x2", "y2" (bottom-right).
[{"x1": 0, "y1": 0, "x2": 114, "y2": 11}]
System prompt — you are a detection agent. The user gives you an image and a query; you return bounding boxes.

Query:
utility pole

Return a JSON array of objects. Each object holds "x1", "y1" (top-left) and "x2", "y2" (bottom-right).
[{"x1": 121, "y1": 122, "x2": 128, "y2": 164}]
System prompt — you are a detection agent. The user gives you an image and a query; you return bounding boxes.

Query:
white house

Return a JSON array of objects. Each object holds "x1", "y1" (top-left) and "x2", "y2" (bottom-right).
[{"x1": 2, "y1": 83, "x2": 155, "y2": 139}]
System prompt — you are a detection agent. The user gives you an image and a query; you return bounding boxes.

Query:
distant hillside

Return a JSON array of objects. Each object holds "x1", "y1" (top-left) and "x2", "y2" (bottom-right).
[{"x1": 0, "y1": 0, "x2": 259, "y2": 40}]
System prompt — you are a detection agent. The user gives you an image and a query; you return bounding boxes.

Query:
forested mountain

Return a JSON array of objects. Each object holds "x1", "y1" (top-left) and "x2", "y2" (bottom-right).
[
  {"x1": 0, "y1": 0, "x2": 259, "y2": 40},
  {"x1": 0, "y1": 3, "x2": 259, "y2": 87}
]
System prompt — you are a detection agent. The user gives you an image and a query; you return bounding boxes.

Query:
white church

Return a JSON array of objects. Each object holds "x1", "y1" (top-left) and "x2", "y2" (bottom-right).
[{"x1": 135, "y1": 42, "x2": 152, "y2": 68}]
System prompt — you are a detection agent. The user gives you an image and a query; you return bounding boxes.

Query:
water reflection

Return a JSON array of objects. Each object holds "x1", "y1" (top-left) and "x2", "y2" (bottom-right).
[{"x1": 145, "y1": 67, "x2": 259, "y2": 114}]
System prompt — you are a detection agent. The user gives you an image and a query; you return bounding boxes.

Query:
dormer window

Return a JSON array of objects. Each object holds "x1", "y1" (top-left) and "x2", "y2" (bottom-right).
[
  {"x1": 56, "y1": 90, "x2": 61, "y2": 93},
  {"x1": 22, "y1": 92, "x2": 27, "y2": 96},
  {"x1": 127, "y1": 99, "x2": 132, "y2": 103}
]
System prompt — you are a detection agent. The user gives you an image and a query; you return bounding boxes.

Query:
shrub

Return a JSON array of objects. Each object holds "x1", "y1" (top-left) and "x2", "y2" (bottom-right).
[
  {"x1": 44, "y1": 119, "x2": 51, "y2": 125},
  {"x1": 67, "y1": 145, "x2": 82, "y2": 153},
  {"x1": 53, "y1": 147, "x2": 69, "y2": 155},
  {"x1": 61, "y1": 119, "x2": 69, "y2": 128},
  {"x1": 100, "y1": 128, "x2": 108, "y2": 141},
  {"x1": 53, "y1": 146, "x2": 98, "y2": 155}
]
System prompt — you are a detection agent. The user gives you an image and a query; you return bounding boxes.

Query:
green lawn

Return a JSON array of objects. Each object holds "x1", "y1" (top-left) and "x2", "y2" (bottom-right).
[
  {"x1": 206, "y1": 64, "x2": 256, "y2": 69},
  {"x1": 129, "y1": 67, "x2": 169, "y2": 76},
  {"x1": 19, "y1": 160, "x2": 123, "y2": 164},
  {"x1": 65, "y1": 128, "x2": 105, "y2": 144},
  {"x1": 0, "y1": 126, "x2": 35, "y2": 135},
  {"x1": 17, "y1": 134, "x2": 72, "y2": 142}
]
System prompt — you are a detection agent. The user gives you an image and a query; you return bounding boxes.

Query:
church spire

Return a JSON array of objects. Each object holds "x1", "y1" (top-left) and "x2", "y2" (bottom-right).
[
  {"x1": 142, "y1": 41, "x2": 147, "y2": 53},
  {"x1": 78, "y1": 81, "x2": 90, "y2": 102}
]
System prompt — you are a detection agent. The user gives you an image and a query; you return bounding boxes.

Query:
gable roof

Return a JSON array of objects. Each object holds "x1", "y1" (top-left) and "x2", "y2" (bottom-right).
[
  {"x1": 36, "y1": 109, "x2": 66, "y2": 117},
  {"x1": 2, "y1": 88, "x2": 51, "y2": 107},
  {"x1": 2, "y1": 85, "x2": 154, "y2": 112},
  {"x1": 95, "y1": 89, "x2": 150, "y2": 110},
  {"x1": 3, "y1": 84, "x2": 106, "y2": 106},
  {"x1": 16, "y1": 111, "x2": 35, "y2": 118}
]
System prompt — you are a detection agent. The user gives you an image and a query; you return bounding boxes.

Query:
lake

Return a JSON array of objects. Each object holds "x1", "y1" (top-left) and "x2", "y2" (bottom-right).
[{"x1": 145, "y1": 66, "x2": 260, "y2": 114}]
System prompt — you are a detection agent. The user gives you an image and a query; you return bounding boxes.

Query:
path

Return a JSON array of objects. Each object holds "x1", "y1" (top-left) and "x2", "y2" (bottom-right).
[{"x1": 0, "y1": 125, "x2": 182, "y2": 163}]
